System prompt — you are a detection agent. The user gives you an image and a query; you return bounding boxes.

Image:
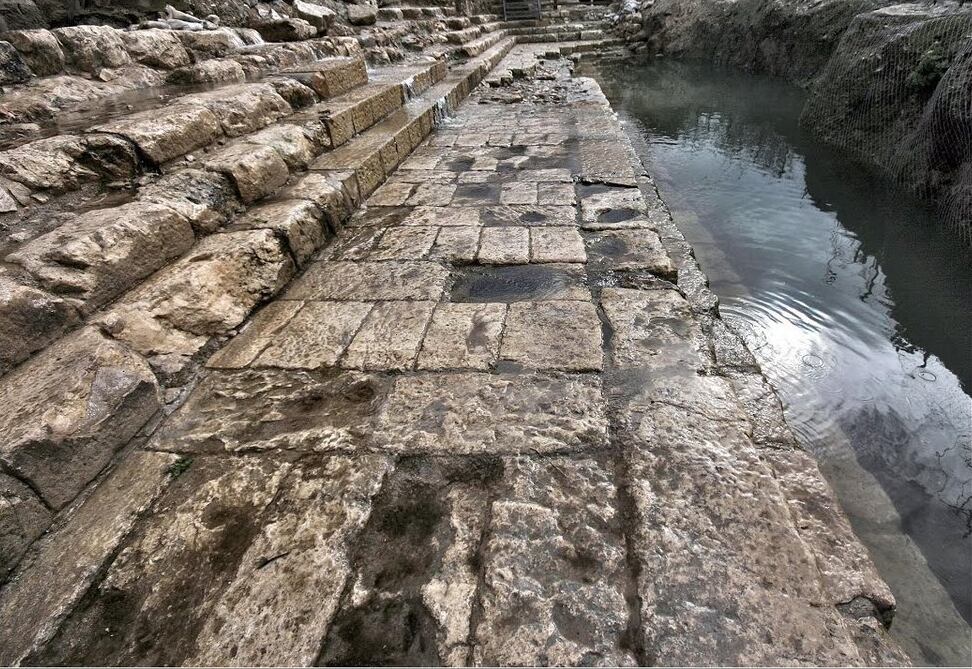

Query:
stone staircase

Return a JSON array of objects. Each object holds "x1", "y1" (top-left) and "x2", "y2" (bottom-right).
[{"x1": 0, "y1": 19, "x2": 516, "y2": 582}]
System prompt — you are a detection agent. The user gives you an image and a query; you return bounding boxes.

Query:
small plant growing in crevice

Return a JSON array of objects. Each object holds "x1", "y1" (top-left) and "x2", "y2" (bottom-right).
[{"x1": 166, "y1": 456, "x2": 193, "y2": 479}]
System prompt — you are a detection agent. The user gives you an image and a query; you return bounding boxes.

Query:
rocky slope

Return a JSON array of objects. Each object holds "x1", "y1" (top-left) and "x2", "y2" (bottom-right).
[{"x1": 612, "y1": 0, "x2": 972, "y2": 245}]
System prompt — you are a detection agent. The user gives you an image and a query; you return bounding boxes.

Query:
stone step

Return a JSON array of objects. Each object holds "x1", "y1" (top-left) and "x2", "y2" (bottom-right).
[{"x1": 0, "y1": 41, "x2": 513, "y2": 576}]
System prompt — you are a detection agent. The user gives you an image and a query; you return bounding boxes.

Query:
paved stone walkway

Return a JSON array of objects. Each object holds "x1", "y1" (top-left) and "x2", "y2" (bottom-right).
[{"x1": 0, "y1": 48, "x2": 909, "y2": 666}]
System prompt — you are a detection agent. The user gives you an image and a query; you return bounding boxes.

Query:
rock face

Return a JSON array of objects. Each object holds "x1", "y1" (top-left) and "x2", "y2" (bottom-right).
[{"x1": 615, "y1": 0, "x2": 972, "y2": 245}]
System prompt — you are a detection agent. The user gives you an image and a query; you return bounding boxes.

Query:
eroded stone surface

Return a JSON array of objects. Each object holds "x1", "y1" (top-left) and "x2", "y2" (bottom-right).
[
  {"x1": 342, "y1": 300, "x2": 436, "y2": 371},
  {"x1": 285, "y1": 260, "x2": 449, "y2": 301},
  {"x1": 417, "y1": 302, "x2": 506, "y2": 371},
  {"x1": 255, "y1": 300, "x2": 372, "y2": 369},
  {"x1": 0, "y1": 327, "x2": 160, "y2": 509},
  {"x1": 376, "y1": 373, "x2": 609, "y2": 454},
  {"x1": 501, "y1": 300, "x2": 603, "y2": 371},
  {"x1": 0, "y1": 473, "x2": 51, "y2": 578}
]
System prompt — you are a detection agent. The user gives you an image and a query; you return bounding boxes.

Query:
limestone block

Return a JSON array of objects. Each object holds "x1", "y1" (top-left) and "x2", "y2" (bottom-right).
[
  {"x1": 253, "y1": 17, "x2": 317, "y2": 42},
  {"x1": 205, "y1": 143, "x2": 290, "y2": 203},
  {"x1": 417, "y1": 302, "x2": 505, "y2": 371},
  {"x1": 500, "y1": 300, "x2": 603, "y2": 371},
  {"x1": 174, "y1": 28, "x2": 246, "y2": 58},
  {"x1": 478, "y1": 226, "x2": 529, "y2": 264},
  {"x1": 0, "y1": 271, "x2": 81, "y2": 377},
  {"x1": 206, "y1": 301, "x2": 304, "y2": 369},
  {"x1": 186, "y1": 83, "x2": 291, "y2": 137},
  {"x1": 0, "y1": 135, "x2": 95, "y2": 193},
  {"x1": 368, "y1": 225, "x2": 438, "y2": 260},
  {"x1": 266, "y1": 76, "x2": 319, "y2": 110},
  {"x1": 245, "y1": 123, "x2": 317, "y2": 169},
  {"x1": 342, "y1": 300, "x2": 436, "y2": 371},
  {"x1": 530, "y1": 227, "x2": 586, "y2": 263},
  {"x1": 0, "y1": 451, "x2": 175, "y2": 666},
  {"x1": 6, "y1": 202, "x2": 195, "y2": 314},
  {"x1": 148, "y1": 368, "x2": 386, "y2": 453},
  {"x1": 167, "y1": 58, "x2": 245, "y2": 84},
  {"x1": 138, "y1": 169, "x2": 241, "y2": 235},
  {"x1": 482, "y1": 204, "x2": 577, "y2": 227},
  {"x1": 474, "y1": 457, "x2": 637, "y2": 666},
  {"x1": 285, "y1": 260, "x2": 448, "y2": 301},
  {"x1": 376, "y1": 373, "x2": 609, "y2": 455},
  {"x1": 284, "y1": 171, "x2": 357, "y2": 228},
  {"x1": 347, "y1": 3, "x2": 378, "y2": 26},
  {"x1": 293, "y1": 0, "x2": 336, "y2": 31},
  {"x1": 233, "y1": 199, "x2": 325, "y2": 266},
  {"x1": 94, "y1": 104, "x2": 221, "y2": 165},
  {"x1": 0, "y1": 327, "x2": 161, "y2": 510},
  {"x1": 119, "y1": 29, "x2": 191, "y2": 69},
  {"x1": 52, "y1": 25, "x2": 131, "y2": 73},
  {"x1": 429, "y1": 225, "x2": 480, "y2": 264},
  {"x1": 254, "y1": 301, "x2": 372, "y2": 369},
  {"x1": 3, "y1": 29, "x2": 64, "y2": 76},
  {"x1": 585, "y1": 229, "x2": 677, "y2": 280},
  {"x1": 600, "y1": 287, "x2": 702, "y2": 370},
  {"x1": 288, "y1": 56, "x2": 368, "y2": 99}
]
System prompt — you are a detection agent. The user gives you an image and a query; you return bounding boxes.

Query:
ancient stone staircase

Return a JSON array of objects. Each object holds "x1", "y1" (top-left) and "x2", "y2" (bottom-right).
[{"x1": 0, "y1": 19, "x2": 516, "y2": 585}]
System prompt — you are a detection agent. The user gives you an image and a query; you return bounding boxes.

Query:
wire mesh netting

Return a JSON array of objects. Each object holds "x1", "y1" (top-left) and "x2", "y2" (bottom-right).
[{"x1": 801, "y1": 2, "x2": 972, "y2": 245}]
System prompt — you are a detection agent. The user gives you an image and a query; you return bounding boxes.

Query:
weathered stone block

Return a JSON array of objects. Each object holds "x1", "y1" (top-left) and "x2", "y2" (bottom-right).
[
  {"x1": 0, "y1": 473, "x2": 51, "y2": 577},
  {"x1": 585, "y1": 229, "x2": 677, "y2": 280},
  {"x1": 600, "y1": 287, "x2": 702, "y2": 370},
  {"x1": 342, "y1": 300, "x2": 436, "y2": 371},
  {"x1": 167, "y1": 58, "x2": 245, "y2": 84},
  {"x1": 94, "y1": 104, "x2": 221, "y2": 165},
  {"x1": 478, "y1": 226, "x2": 529, "y2": 264},
  {"x1": 186, "y1": 83, "x2": 292, "y2": 137},
  {"x1": 138, "y1": 169, "x2": 241, "y2": 235},
  {"x1": 234, "y1": 199, "x2": 325, "y2": 266},
  {"x1": 530, "y1": 227, "x2": 586, "y2": 263},
  {"x1": 174, "y1": 28, "x2": 246, "y2": 58},
  {"x1": 245, "y1": 123, "x2": 317, "y2": 170},
  {"x1": 205, "y1": 143, "x2": 290, "y2": 203},
  {"x1": 0, "y1": 271, "x2": 81, "y2": 377},
  {"x1": 253, "y1": 17, "x2": 317, "y2": 42},
  {"x1": 0, "y1": 451, "x2": 175, "y2": 666},
  {"x1": 52, "y1": 25, "x2": 131, "y2": 73},
  {"x1": 368, "y1": 225, "x2": 437, "y2": 261},
  {"x1": 0, "y1": 135, "x2": 95, "y2": 193},
  {"x1": 347, "y1": 3, "x2": 378, "y2": 26},
  {"x1": 500, "y1": 300, "x2": 603, "y2": 371},
  {"x1": 417, "y1": 302, "x2": 505, "y2": 371},
  {"x1": 119, "y1": 29, "x2": 190, "y2": 69},
  {"x1": 285, "y1": 260, "x2": 448, "y2": 301},
  {"x1": 3, "y1": 29, "x2": 64, "y2": 76},
  {"x1": 284, "y1": 171, "x2": 357, "y2": 229},
  {"x1": 288, "y1": 56, "x2": 368, "y2": 99},
  {"x1": 254, "y1": 301, "x2": 372, "y2": 369},
  {"x1": 0, "y1": 327, "x2": 161, "y2": 510},
  {"x1": 0, "y1": 40, "x2": 32, "y2": 84},
  {"x1": 377, "y1": 372, "x2": 608, "y2": 454}
]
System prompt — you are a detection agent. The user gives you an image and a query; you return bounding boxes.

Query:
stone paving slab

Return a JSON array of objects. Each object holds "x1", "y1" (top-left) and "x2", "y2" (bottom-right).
[{"x1": 0, "y1": 43, "x2": 906, "y2": 667}]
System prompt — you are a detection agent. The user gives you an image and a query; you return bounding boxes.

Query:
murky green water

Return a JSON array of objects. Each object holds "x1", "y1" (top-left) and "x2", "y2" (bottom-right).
[{"x1": 587, "y1": 60, "x2": 972, "y2": 666}]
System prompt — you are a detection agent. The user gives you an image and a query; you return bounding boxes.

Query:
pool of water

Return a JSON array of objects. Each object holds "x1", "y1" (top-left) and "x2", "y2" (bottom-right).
[{"x1": 585, "y1": 60, "x2": 972, "y2": 666}]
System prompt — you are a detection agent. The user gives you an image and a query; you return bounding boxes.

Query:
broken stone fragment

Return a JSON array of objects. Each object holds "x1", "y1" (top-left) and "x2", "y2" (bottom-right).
[
  {"x1": 347, "y1": 4, "x2": 378, "y2": 27},
  {"x1": 293, "y1": 0, "x2": 336, "y2": 31},
  {"x1": 0, "y1": 326, "x2": 161, "y2": 510},
  {"x1": 6, "y1": 202, "x2": 195, "y2": 315},
  {"x1": 138, "y1": 168, "x2": 240, "y2": 235},
  {"x1": 2, "y1": 29, "x2": 64, "y2": 76},
  {"x1": 252, "y1": 17, "x2": 318, "y2": 42},
  {"x1": 205, "y1": 142, "x2": 290, "y2": 203},
  {"x1": 232, "y1": 199, "x2": 326, "y2": 266}
]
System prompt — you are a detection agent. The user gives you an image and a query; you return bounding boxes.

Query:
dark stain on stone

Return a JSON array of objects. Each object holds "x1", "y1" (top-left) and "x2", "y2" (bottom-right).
[
  {"x1": 451, "y1": 264, "x2": 587, "y2": 302},
  {"x1": 598, "y1": 207, "x2": 640, "y2": 223},
  {"x1": 443, "y1": 157, "x2": 475, "y2": 172},
  {"x1": 520, "y1": 210, "x2": 546, "y2": 223},
  {"x1": 453, "y1": 183, "x2": 500, "y2": 204}
]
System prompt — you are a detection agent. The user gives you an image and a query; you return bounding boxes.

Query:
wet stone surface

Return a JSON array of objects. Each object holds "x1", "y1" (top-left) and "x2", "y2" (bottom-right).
[{"x1": 0, "y1": 42, "x2": 905, "y2": 667}]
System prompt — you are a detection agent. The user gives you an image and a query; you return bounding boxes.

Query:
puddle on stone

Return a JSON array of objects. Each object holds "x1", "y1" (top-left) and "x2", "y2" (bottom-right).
[
  {"x1": 598, "y1": 207, "x2": 641, "y2": 223},
  {"x1": 576, "y1": 182, "x2": 618, "y2": 198},
  {"x1": 451, "y1": 264, "x2": 590, "y2": 302}
]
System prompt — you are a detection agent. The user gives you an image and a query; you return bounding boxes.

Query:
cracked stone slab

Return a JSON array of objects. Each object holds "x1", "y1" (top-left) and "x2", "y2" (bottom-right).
[
  {"x1": 26, "y1": 456, "x2": 291, "y2": 666},
  {"x1": 148, "y1": 368, "x2": 387, "y2": 454},
  {"x1": 285, "y1": 261, "x2": 449, "y2": 301},
  {"x1": 207, "y1": 300, "x2": 305, "y2": 369},
  {"x1": 401, "y1": 205, "x2": 480, "y2": 227},
  {"x1": 600, "y1": 287, "x2": 703, "y2": 371},
  {"x1": 369, "y1": 226, "x2": 439, "y2": 261},
  {"x1": 376, "y1": 373, "x2": 609, "y2": 454},
  {"x1": 189, "y1": 454, "x2": 393, "y2": 666},
  {"x1": 342, "y1": 300, "x2": 436, "y2": 371},
  {"x1": 585, "y1": 229, "x2": 677, "y2": 280},
  {"x1": 482, "y1": 205, "x2": 577, "y2": 227},
  {"x1": 0, "y1": 451, "x2": 175, "y2": 666},
  {"x1": 319, "y1": 456, "x2": 496, "y2": 666},
  {"x1": 417, "y1": 302, "x2": 506, "y2": 370},
  {"x1": 254, "y1": 301, "x2": 373, "y2": 369},
  {"x1": 478, "y1": 226, "x2": 529, "y2": 265},
  {"x1": 473, "y1": 456, "x2": 637, "y2": 666},
  {"x1": 530, "y1": 227, "x2": 586, "y2": 263},
  {"x1": 500, "y1": 301, "x2": 603, "y2": 371},
  {"x1": 406, "y1": 182, "x2": 457, "y2": 206}
]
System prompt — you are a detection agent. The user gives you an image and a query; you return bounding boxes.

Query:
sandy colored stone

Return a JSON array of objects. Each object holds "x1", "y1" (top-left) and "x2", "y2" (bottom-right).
[
  {"x1": 168, "y1": 58, "x2": 245, "y2": 85},
  {"x1": 482, "y1": 204, "x2": 577, "y2": 227},
  {"x1": 52, "y1": 25, "x2": 131, "y2": 73},
  {"x1": 0, "y1": 271, "x2": 81, "y2": 376},
  {"x1": 205, "y1": 142, "x2": 290, "y2": 203},
  {"x1": 138, "y1": 169, "x2": 240, "y2": 235},
  {"x1": 417, "y1": 302, "x2": 506, "y2": 370},
  {"x1": 585, "y1": 229, "x2": 677, "y2": 280},
  {"x1": 600, "y1": 287, "x2": 702, "y2": 370},
  {"x1": 342, "y1": 300, "x2": 436, "y2": 371},
  {"x1": 723, "y1": 369, "x2": 798, "y2": 446},
  {"x1": 246, "y1": 123, "x2": 318, "y2": 169},
  {"x1": 430, "y1": 225, "x2": 481, "y2": 263},
  {"x1": 407, "y1": 182, "x2": 457, "y2": 206},
  {"x1": 500, "y1": 301, "x2": 603, "y2": 371},
  {"x1": 286, "y1": 261, "x2": 449, "y2": 301},
  {"x1": 474, "y1": 457, "x2": 636, "y2": 666},
  {"x1": 119, "y1": 29, "x2": 191, "y2": 69},
  {"x1": 478, "y1": 226, "x2": 529, "y2": 264},
  {"x1": 369, "y1": 225, "x2": 438, "y2": 261},
  {"x1": 537, "y1": 182, "x2": 576, "y2": 206},
  {"x1": 0, "y1": 326, "x2": 160, "y2": 509},
  {"x1": 150, "y1": 367, "x2": 384, "y2": 454},
  {"x1": 186, "y1": 83, "x2": 291, "y2": 137},
  {"x1": 530, "y1": 227, "x2": 586, "y2": 263},
  {"x1": 190, "y1": 454, "x2": 391, "y2": 666},
  {"x1": 402, "y1": 205, "x2": 479, "y2": 227},
  {"x1": 579, "y1": 186, "x2": 647, "y2": 224},
  {"x1": 207, "y1": 301, "x2": 304, "y2": 369},
  {"x1": 0, "y1": 451, "x2": 175, "y2": 666},
  {"x1": 500, "y1": 181, "x2": 538, "y2": 205},
  {"x1": 376, "y1": 373, "x2": 608, "y2": 454},
  {"x1": 284, "y1": 171, "x2": 357, "y2": 228},
  {"x1": 26, "y1": 456, "x2": 289, "y2": 666},
  {"x1": 0, "y1": 135, "x2": 94, "y2": 192},
  {"x1": 234, "y1": 199, "x2": 325, "y2": 266},
  {"x1": 3, "y1": 29, "x2": 64, "y2": 76},
  {"x1": 369, "y1": 180, "x2": 415, "y2": 206},
  {"x1": 95, "y1": 104, "x2": 221, "y2": 165},
  {"x1": 255, "y1": 301, "x2": 373, "y2": 369}
]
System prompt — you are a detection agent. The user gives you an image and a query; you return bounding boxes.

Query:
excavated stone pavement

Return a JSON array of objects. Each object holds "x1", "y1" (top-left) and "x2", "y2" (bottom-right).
[{"x1": 0, "y1": 47, "x2": 910, "y2": 666}]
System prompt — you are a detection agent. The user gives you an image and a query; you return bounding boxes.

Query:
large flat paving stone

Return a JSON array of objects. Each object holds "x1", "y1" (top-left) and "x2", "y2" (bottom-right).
[
  {"x1": 585, "y1": 229, "x2": 677, "y2": 280},
  {"x1": 342, "y1": 300, "x2": 436, "y2": 371},
  {"x1": 0, "y1": 327, "x2": 161, "y2": 510},
  {"x1": 285, "y1": 260, "x2": 449, "y2": 301},
  {"x1": 376, "y1": 373, "x2": 609, "y2": 454},
  {"x1": 0, "y1": 451, "x2": 175, "y2": 666},
  {"x1": 254, "y1": 301, "x2": 373, "y2": 370},
  {"x1": 148, "y1": 368, "x2": 387, "y2": 454},
  {"x1": 473, "y1": 456, "x2": 637, "y2": 666},
  {"x1": 417, "y1": 302, "x2": 506, "y2": 371},
  {"x1": 600, "y1": 287, "x2": 703, "y2": 371},
  {"x1": 500, "y1": 300, "x2": 603, "y2": 371}
]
